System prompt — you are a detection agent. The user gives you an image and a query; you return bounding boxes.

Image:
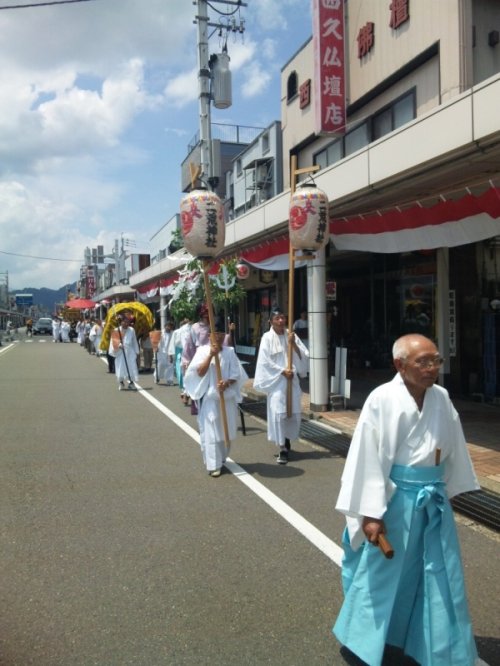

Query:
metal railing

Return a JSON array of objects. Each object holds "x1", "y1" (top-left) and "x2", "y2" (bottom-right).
[{"x1": 187, "y1": 123, "x2": 264, "y2": 152}]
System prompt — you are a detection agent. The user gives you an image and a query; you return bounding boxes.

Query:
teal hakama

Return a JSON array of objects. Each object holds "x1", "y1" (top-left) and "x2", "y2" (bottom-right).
[
  {"x1": 333, "y1": 464, "x2": 477, "y2": 666},
  {"x1": 175, "y1": 346, "x2": 184, "y2": 390}
]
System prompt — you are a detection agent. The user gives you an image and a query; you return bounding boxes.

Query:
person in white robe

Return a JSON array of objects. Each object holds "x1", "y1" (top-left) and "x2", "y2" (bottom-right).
[
  {"x1": 76, "y1": 319, "x2": 85, "y2": 346},
  {"x1": 52, "y1": 317, "x2": 61, "y2": 343},
  {"x1": 89, "y1": 319, "x2": 103, "y2": 355},
  {"x1": 155, "y1": 321, "x2": 175, "y2": 385},
  {"x1": 60, "y1": 320, "x2": 71, "y2": 342},
  {"x1": 184, "y1": 326, "x2": 248, "y2": 477},
  {"x1": 108, "y1": 316, "x2": 140, "y2": 390},
  {"x1": 333, "y1": 333, "x2": 480, "y2": 666},
  {"x1": 173, "y1": 318, "x2": 192, "y2": 404},
  {"x1": 253, "y1": 306, "x2": 309, "y2": 465}
]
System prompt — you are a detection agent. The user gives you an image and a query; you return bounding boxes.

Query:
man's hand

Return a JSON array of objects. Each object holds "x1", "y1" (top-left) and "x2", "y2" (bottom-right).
[
  {"x1": 362, "y1": 517, "x2": 386, "y2": 545},
  {"x1": 210, "y1": 341, "x2": 222, "y2": 356},
  {"x1": 282, "y1": 368, "x2": 294, "y2": 379}
]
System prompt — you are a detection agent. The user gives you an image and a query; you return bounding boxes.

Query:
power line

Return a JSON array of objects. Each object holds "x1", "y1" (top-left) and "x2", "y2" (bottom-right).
[
  {"x1": 0, "y1": 249, "x2": 81, "y2": 262},
  {"x1": 0, "y1": 0, "x2": 96, "y2": 10}
]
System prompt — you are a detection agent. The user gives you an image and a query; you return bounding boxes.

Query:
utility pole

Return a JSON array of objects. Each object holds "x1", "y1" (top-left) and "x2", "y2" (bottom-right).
[{"x1": 194, "y1": 0, "x2": 246, "y2": 190}]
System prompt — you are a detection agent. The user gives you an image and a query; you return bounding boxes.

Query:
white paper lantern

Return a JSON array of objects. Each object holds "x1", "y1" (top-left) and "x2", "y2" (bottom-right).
[
  {"x1": 289, "y1": 182, "x2": 329, "y2": 251},
  {"x1": 235, "y1": 261, "x2": 250, "y2": 280},
  {"x1": 180, "y1": 189, "x2": 225, "y2": 259}
]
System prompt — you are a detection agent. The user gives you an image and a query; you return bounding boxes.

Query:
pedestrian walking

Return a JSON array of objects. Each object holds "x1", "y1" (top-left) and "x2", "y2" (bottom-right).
[
  {"x1": 253, "y1": 305, "x2": 309, "y2": 464},
  {"x1": 108, "y1": 315, "x2": 140, "y2": 390},
  {"x1": 155, "y1": 321, "x2": 175, "y2": 385},
  {"x1": 333, "y1": 333, "x2": 480, "y2": 666},
  {"x1": 184, "y1": 320, "x2": 248, "y2": 477}
]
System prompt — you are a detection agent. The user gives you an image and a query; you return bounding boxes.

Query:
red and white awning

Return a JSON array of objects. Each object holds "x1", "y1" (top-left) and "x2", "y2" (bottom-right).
[{"x1": 330, "y1": 186, "x2": 500, "y2": 253}]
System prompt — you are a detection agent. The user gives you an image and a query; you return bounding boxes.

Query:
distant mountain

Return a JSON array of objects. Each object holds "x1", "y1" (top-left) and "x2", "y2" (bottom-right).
[{"x1": 12, "y1": 283, "x2": 77, "y2": 314}]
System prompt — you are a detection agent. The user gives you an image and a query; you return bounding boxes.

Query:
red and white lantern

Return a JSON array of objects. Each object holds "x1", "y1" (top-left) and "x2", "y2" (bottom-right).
[
  {"x1": 235, "y1": 261, "x2": 250, "y2": 280},
  {"x1": 289, "y1": 182, "x2": 329, "y2": 251},
  {"x1": 180, "y1": 189, "x2": 225, "y2": 259}
]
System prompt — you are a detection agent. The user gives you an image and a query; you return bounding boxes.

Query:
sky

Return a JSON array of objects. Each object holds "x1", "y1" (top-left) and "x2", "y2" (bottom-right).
[{"x1": 0, "y1": 0, "x2": 313, "y2": 291}]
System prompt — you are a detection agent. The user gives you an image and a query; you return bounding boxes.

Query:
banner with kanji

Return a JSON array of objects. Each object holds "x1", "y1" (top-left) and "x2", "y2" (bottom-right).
[{"x1": 312, "y1": 0, "x2": 346, "y2": 135}]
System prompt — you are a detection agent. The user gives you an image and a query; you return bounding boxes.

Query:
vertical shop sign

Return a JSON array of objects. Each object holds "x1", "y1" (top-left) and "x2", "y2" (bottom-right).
[
  {"x1": 312, "y1": 0, "x2": 346, "y2": 135},
  {"x1": 86, "y1": 266, "x2": 96, "y2": 298}
]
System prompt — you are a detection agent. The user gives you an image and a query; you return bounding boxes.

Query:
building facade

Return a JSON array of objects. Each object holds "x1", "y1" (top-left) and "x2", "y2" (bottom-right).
[{"x1": 127, "y1": 0, "x2": 500, "y2": 405}]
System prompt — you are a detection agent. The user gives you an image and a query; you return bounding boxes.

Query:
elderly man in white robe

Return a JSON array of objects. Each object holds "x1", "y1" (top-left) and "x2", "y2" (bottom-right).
[
  {"x1": 333, "y1": 333, "x2": 480, "y2": 666},
  {"x1": 108, "y1": 315, "x2": 140, "y2": 391},
  {"x1": 253, "y1": 305, "x2": 309, "y2": 465},
  {"x1": 155, "y1": 321, "x2": 175, "y2": 385},
  {"x1": 184, "y1": 322, "x2": 248, "y2": 478}
]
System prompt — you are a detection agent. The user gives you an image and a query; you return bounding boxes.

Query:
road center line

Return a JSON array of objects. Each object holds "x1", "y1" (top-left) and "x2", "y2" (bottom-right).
[{"x1": 136, "y1": 381, "x2": 344, "y2": 567}]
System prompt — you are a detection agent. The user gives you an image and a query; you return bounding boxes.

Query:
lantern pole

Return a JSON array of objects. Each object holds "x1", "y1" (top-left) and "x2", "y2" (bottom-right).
[
  {"x1": 202, "y1": 259, "x2": 230, "y2": 446},
  {"x1": 182, "y1": 166, "x2": 230, "y2": 447},
  {"x1": 287, "y1": 156, "x2": 320, "y2": 417}
]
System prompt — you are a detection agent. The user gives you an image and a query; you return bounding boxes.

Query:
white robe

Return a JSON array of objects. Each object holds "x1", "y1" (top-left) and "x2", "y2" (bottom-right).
[
  {"x1": 60, "y1": 321, "x2": 71, "y2": 342},
  {"x1": 89, "y1": 324, "x2": 103, "y2": 354},
  {"x1": 156, "y1": 329, "x2": 175, "y2": 384},
  {"x1": 52, "y1": 320, "x2": 61, "y2": 342},
  {"x1": 108, "y1": 326, "x2": 140, "y2": 384},
  {"x1": 253, "y1": 328, "x2": 309, "y2": 446},
  {"x1": 184, "y1": 345, "x2": 248, "y2": 472},
  {"x1": 336, "y1": 373, "x2": 480, "y2": 550}
]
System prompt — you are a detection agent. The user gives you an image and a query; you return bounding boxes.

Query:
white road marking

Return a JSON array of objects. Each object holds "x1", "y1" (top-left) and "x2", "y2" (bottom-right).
[{"x1": 136, "y1": 380, "x2": 344, "y2": 567}]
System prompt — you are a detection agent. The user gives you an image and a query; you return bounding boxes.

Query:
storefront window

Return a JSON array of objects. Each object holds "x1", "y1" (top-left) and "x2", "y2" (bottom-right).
[
  {"x1": 245, "y1": 287, "x2": 277, "y2": 347},
  {"x1": 401, "y1": 275, "x2": 435, "y2": 337}
]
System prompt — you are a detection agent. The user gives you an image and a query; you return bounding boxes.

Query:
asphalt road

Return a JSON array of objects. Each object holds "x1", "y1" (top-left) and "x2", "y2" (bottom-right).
[{"x1": 1, "y1": 338, "x2": 499, "y2": 666}]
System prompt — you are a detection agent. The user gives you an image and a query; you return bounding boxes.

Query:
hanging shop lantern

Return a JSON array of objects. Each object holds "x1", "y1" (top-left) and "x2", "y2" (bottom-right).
[
  {"x1": 235, "y1": 260, "x2": 250, "y2": 280},
  {"x1": 180, "y1": 188, "x2": 225, "y2": 259},
  {"x1": 289, "y1": 182, "x2": 329, "y2": 251}
]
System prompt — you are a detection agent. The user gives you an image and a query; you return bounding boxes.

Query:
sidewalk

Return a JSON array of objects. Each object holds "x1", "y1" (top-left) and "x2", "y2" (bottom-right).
[{"x1": 244, "y1": 376, "x2": 500, "y2": 495}]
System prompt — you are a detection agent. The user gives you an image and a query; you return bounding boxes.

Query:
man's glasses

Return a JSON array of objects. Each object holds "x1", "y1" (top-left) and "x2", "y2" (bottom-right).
[{"x1": 414, "y1": 357, "x2": 444, "y2": 369}]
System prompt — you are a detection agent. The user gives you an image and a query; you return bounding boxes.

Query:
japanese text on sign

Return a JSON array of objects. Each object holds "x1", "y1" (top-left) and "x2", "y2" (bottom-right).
[{"x1": 312, "y1": 0, "x2": 346, "y2": 135}]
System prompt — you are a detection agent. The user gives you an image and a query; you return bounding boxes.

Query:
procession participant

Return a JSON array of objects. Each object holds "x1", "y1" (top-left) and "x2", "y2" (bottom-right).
[
  {"x1": 181, "y1": 304, "x2": 211, "y2": 368},
  {"x1": 253, "y1": 305, "x2": 309, "y2": 465},
  {"x1": 333, "y1": 333, "x2": 480, "y2": 666},
  {"x1": 60, "y1": 319, "x2": 71, "y2": 343},
  {"x1": 139, "y1": 333, "x2": 153, "y2": 373},
  {"x1": 52, "y1": 317, "x2": 62, "y2": 343},
  {"x1": 84, "y1": 318, "x2": 93, "y2": 354},
  {"x1": 182, "y1": 304, "x2": 233, "y2": 369},
  {"x1": 182, "y1": 304, "x2": 233, "y2": 409},
  {"x1": 76, "y1": 318, "x2": 85, "y2": 346},
  {"x1": 292, "y1": 309, "x2": 309, "y2": 349},
  {"x1": 184, "y1": 320, "x2": 248, "y2": 478},
  {"x1": 108, "y1": 315, "x2": 140, "y2": 391},
  {"x1": 173, "y1": 318, "x2": 192, "y2": 404},
  {"x1": 155, "y1": 321, "x2": 175, "y2": 385},
  {"x1": 89, "y1": 319, "x2": 103, "y2": 355}
]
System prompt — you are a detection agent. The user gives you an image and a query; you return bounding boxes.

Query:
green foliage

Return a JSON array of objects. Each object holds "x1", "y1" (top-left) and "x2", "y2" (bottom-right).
[
  {"x1": 168, "y1": 258, "x2": 246, "y2": 323},
  {"x1": 210, "y1": 258, "x2": 247, "y2": 308}
]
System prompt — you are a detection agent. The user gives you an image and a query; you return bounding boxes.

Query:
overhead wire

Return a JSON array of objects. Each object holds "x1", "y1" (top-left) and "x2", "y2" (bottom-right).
[
  {"x1": 0, "y1": 0, "x2": 96, "y2": 10},
  {"x1": 0, "y1": 249, "x2": 82, "y2": 262}
]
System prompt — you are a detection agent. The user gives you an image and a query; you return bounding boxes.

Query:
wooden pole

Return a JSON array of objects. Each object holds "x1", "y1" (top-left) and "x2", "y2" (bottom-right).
[
  {"x1": 286, "y1": 158, "x2": 321, "y2": 416},
  {"x1": 286, "y1": 156, "x2": 298, "y2": 417},
  {"x1": 202, "y1": 259, "x2": 230, "y2": 446}
]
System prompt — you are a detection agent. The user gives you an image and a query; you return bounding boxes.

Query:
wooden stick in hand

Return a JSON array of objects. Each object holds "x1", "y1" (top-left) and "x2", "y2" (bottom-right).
[{"x1": 378, "y1": 534, "x2": 395, "y2": 559}]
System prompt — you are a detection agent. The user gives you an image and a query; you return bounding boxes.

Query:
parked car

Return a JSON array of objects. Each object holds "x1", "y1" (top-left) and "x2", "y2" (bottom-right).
[{"x1": 33, "y1": 317, "x2": 53, "y2": 335}]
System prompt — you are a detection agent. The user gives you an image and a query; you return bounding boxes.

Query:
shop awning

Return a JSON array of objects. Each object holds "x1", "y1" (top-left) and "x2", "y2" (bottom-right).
[{"x1": 330, "y1": 186, "x2": 500, "y2": 253}]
